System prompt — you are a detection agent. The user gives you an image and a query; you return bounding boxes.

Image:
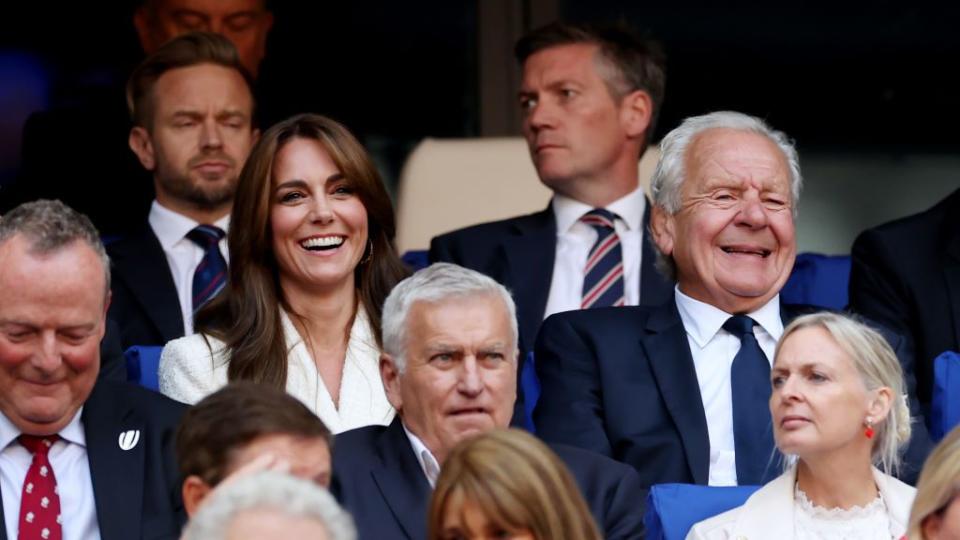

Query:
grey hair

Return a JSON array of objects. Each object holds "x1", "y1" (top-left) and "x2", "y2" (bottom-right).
[
  {"x1": 649, "y1": 111, "x2": 803, "y2": 280},
  {"x1": 181, "y1": 472, "x2": 356, "y2": 540},
  {"x1": 381, "y1": 263, "x2": 519, "y2": 373},
  {"x1": 776, "y1": 312, "x2": 912, "y2": 476},
  {"x1": 0, "y1": 200, "x2": 111, "y2": 297}
]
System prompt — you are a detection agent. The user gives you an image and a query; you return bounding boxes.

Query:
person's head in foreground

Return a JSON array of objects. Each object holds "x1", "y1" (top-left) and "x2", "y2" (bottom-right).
[
  {"x1": 380, "y1": 263, "x2": 519, "y2": 464},
  {"x1": 908, "y1": 424, "x2": 960, "y2": 539},
  {"x1": 180, "y1": 471, "x2": 355, "y2": 540},
  {"x1": 194, "y1": 112, "x2": 407, "y2": 387},
  {"x1": 0, "y1": 199, "x2": 110, "y2": 436},
  {"x1": 649, "y1": 110, "x2": 802, "y2": 314},
  {"x1": 176, "y1": 382, "x2": 333, "y2": 515},
  {"x1": 428, "y1": 428, "x2": 601, "y2": 540}
]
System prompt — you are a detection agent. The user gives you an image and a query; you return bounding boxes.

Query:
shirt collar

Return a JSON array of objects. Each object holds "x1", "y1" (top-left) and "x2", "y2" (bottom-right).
[
  {"x1": 674, "y1": 286, "x2": 783, "y2": 348},
  {"x1": 148, "y1": 200, "x2": 231, "y2": 251},
  {"x1": 0, "y1": 407, "x2": 87, "y2": 450},
  {"x1": 402, "y1": 422, "x2": 441, "y2": 488},
  {"x1": 551, "y1": 184, "x2": 646, "y2": 234}
]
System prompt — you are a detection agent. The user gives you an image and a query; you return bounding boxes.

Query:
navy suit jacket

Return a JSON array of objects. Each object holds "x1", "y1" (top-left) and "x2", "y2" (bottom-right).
[
  {"x1": 331, "y1": 418, "x2": 647, "y2": 540},
  {"x1": 0, "y1": 381, "x2": 187, "y2": 540},
  {"x1": 107, "y1": 227, "x2": 184, "y2": 350},
  {"x1": 849, "y1": 188, "x2": 960, "y2": 408},
  {"x1": 429, "y1": 202, "x2": 673, "y2": 355},
  {"x1": 533, "y1": 297, "x2": 932, "y2": 493}
]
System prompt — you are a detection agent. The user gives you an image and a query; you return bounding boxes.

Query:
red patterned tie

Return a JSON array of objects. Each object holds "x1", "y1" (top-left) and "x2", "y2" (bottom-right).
[{"x1": 18, "y1": 435, "x2": 62, "y2": 540}]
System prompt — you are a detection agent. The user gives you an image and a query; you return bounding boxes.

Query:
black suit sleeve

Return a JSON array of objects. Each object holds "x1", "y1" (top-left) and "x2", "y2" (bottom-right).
[
  {"x1": 428, "y1": 234, "x2": 459, "y2": 265},
  {"x1": 849, "y1": 230, "x2": 915, "y2": 347},
  {"x1": 602, "y1": 466, "x2": 647, "y2": 540},
  {"x1": 534, "y1": 313, "x2": 613, "y2": 457}
]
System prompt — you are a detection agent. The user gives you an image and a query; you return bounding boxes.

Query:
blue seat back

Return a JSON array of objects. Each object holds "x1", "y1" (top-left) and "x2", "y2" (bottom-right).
[
  {"x1": 401, "y1": 250, "x2": 429, "y2": 271},
  {"x1": 781, "y1": 253, "x2": 851, "y2": 309},
  {"x1": 644, "y1": 483, "x2": 760, "y2": 540},
  {"x1": 124, "y1": 345, "x2": 163, "y2": 391},
  {"x1": 931, "y1": 351, "x2": 960, "y2": 441}
]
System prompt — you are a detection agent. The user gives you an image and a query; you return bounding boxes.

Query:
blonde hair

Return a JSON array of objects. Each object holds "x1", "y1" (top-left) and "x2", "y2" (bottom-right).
[
  {"x1": 428, "y1": 429, "x2": 601, "y2": 540},
  {"x1": 907, "y1": 425, "x2": 960, "y2": 539},
  {"x1": 777, "y1": 312, "x2": 912, "y2": 475}
]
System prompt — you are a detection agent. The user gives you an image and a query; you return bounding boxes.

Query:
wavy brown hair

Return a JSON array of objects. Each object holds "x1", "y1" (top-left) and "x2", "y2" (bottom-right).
[
  {"x1": 428, "y1": 429, "x2": 601, "y2": 540},
  {"x1": 194, "y1": 113, "x2": 408, "y2": 387}
]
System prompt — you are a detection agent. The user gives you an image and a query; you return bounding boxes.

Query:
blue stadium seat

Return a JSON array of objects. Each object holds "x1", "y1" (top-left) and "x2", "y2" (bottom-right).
[
  {"x1": 931, "y1": 350, "x2": 960, "y2": 441},
  {"x1": 644, "y1": 483, "x2": 760, "y2": 540},
  {"x1": 401, "y1": 250, "x2": 429, "y2": 271},
  {"x1": 520, "y1": 352, "x2": 538, "y2": 432},
  {"x1": 781, "y1": 253, "x2": 851, "y2": 309},
  {"x1": 124, "y1": 345, "x2": 163, "y2": 391}
]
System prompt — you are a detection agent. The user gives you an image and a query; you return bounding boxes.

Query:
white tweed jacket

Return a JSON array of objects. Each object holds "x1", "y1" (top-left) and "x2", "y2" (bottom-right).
[{"x1": 158, "y1": 306, "x2": 395, "y2": 434}]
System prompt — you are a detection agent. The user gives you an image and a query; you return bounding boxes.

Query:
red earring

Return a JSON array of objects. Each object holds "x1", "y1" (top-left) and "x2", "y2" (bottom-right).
[{"x1": 864, "y1": 417, "x2": 875, "y2": 439}]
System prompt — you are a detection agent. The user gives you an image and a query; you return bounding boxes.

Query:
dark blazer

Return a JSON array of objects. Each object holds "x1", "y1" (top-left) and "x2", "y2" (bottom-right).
[
  {"x1": 0, "y1": 381, "x2": 187, "y2": 540},
  {"x1": 849, "y1": 188, "x2": 960, "y2": 408},
  {"x1": 429, "y1": 202, "x2": 673, "y2": 354},
  {"x1": 533, "y1": 297, "x2": 932, "y2": 491},
  {"x1": 107, "y1": 226, "x2": 184, "y2": 350},
  {"x1": 331, "y1": 418, "x2": 646, "y2": 540}
]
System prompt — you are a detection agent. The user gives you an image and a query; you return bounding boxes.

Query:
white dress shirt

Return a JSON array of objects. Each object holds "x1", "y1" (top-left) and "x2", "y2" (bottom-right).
[
  {"x1": 543, "y1": 186, "x2": 646, "y2": 320},
  {"x1": 0, "y1": 410, "x2": 101, "y2": 540},
  {"x1": 674, "y1": 287, "x2": 783, "y2": 486},
  {"x1": 148, "y1": 200, "x2": 230, "y2": 335},
  {"x1": 403, "y1": 424, "x2": 441, "y2": 488}
]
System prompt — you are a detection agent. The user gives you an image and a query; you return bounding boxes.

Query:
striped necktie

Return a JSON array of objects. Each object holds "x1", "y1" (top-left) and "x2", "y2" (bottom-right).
[
  {"x1": 580, "y1": 208, "x2": 625, "y2": 308},
  {"x1": 186, "y1": 225, "x2": 227, "y2": 312}
]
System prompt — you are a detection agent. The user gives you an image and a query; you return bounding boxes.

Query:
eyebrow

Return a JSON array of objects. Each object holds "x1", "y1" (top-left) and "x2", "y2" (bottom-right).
[{"x1": 273, "y1": 173, "x2": 345, "y2": 191}]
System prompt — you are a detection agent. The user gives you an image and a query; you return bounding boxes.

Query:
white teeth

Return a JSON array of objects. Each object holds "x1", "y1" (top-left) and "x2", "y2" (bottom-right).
[{"x1": 301, "y1": 236, "x2": 344, "y2": 248}]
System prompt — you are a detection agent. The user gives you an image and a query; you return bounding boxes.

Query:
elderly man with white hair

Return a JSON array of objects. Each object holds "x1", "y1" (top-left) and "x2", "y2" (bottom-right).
[
  {"x1": 533, "y1": 111, "x2": 932, "y2": 494},
  {"x1": 331, "y1": 263, "x2": 646, "y2": 540}
]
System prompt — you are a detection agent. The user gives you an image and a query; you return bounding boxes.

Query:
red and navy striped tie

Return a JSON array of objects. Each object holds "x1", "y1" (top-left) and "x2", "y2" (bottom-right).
[
  {"x1": 187, "y1": 225, "x2": 227, "y2": 312},
  {"x1": 580, "y1": 209, "x2": 625, "y2": 309}
]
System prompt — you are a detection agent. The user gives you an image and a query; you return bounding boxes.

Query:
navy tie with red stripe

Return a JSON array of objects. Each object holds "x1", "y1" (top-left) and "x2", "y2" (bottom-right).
[
  {"x1": 187, "y1": 225, "x2": 227, "y2": 312},
  {"x1": 580, "y1": 208, "x2": 625, "y2": 309}
]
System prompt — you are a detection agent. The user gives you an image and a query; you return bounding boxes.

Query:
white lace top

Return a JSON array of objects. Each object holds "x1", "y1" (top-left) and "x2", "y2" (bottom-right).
[{"x1": 794, "y1": 484, "x2": 896, "y2": 539}]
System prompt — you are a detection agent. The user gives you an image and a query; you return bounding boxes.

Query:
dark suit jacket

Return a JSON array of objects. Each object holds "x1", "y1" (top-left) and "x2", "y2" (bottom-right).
[
  {"x1": 533, "y1": 297, "x2": 932, "y2": 491},
  {"x1": 107, "y1": 226, "x2": 184, "y2": 350},
  {"x1": 429, "y1": 202, "x2": 673, "y2": 355},
  {"x1": 0, "y1": 381, "x2": 187, "y2": 540},
  {"x1": 331, "y1": 418, "x2": 646, "y2": 540},
  {"x1": 849, "y1": 188, "x2": 960, "y2": 408}
]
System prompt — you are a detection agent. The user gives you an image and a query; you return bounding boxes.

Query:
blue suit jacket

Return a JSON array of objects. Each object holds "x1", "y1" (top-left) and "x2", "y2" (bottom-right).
[
  {"x1": 331, "y1": 418, "x2": 647, "y2": 540},
  {"x1": 0, "y1": 381, "x2": 187, "y2": 540},
  {"x1": 533, "y1": 297, "x2": 932, "y2": 495},
  {"x1": 429, "y1": 202, "x2": 673, "y2": 355}
]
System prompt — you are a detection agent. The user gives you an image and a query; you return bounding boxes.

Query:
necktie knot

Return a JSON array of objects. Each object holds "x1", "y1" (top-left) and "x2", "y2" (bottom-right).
[
  {"x1": 580, "y1": 208, "x2": 617, "y2": 231},
  {"x1": 186, "y1": 225, "x2": 226, "y2": 250},
  {"x1": 18, "y1": 435, "x2": 58, "y2": 456},
  {"x1": 723, "y1": 315, "x2": 757, "y2": 339}
]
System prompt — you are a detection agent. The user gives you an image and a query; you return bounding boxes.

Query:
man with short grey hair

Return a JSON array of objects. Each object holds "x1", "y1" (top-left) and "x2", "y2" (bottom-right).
[
  {"x1": 0, "y1": 200, "x2": 187, "y2": 539},
  {"x1": 332, "y1": 263, "x2": 645, "y2": 540},
  {"x1": 534, "y1": 111, "x2": 931, "y2": 492}
]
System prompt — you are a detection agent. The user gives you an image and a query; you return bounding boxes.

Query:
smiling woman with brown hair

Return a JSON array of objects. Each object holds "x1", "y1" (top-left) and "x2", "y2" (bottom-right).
[
  {"x1": 688, "y1": 312, "x2": 916, "y2": 539},
  {"x1": 159, "y1": 113, "x2": 408, "y2": 433}
]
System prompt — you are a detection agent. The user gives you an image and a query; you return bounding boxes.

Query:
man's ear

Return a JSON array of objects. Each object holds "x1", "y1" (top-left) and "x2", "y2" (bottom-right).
[
  {"x1": 649, "y1": 204, "x2": 675, "y2": 257},
  {"x1": 380, "y1": 354, "x2": 403, "y2": 411},
  {"x1": 619, "y1": 89, "x2": 653, "y2": 139},
  {"x1": 182, "y1": 475, "x2": 213, "y2": 517},
  {"x1": 129, "y1": 127, "x2": 156, "y2": 171}
]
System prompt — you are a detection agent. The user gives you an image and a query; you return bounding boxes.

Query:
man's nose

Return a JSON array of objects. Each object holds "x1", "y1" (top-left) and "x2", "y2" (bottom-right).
[
  {"x1": 736, "y1": 196, "x2": 769, "y2": 228},
  {"x1": 525, "y1": 99, "x2": 556, "y2": 134},
  {"x1": 456, "y1": 356, "x2": 484, "y2": 396},
  {"x1": 200, "y1": 118, "x2": 223, "y2": 150},
  {"x1": 33, "y1": 333, "x2": 62, "y2": 372}
]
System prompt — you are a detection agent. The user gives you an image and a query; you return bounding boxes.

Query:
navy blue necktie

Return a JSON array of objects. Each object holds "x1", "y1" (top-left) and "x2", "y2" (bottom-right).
[
  {"x1": 186, "y1": 225, "x2": 227, "y2": 312},
  {"x1": 580, "y1": 209, "x2": 625, "y2": 308},
  {"x1": 723, "y1": 315, "x2": 776, "y2": 485}
]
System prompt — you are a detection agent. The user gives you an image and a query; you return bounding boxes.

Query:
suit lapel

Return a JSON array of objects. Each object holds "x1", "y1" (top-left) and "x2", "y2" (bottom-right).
[
  {"x1": 500, "y1": 208, "x2": 557, "y2": 351},
  {"x1": 639, "y1": 199, "x2": 673, "y2": 306},
  {"x1": 641, "y1": 299, "x2": 711, "y2": 484},
  {"x1": 370, "y1": 420, "x2": 432, "y2": 540},
  {"x1": 944, "y1": 222, "x2": 960, "y2": 348},
  {"x1": 82, "y1": 384, "x2": 145, "y2": 540},
  {"x1": 111, "y1": 228, "x2": 183, "y2": 342}
]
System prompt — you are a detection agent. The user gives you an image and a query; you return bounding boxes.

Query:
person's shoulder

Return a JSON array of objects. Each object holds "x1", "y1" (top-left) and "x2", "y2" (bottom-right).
[
  {"x1": 332, "y1": 424, "x2": 391, "y2": 460},
  {"x1": 162, "y1": 332, "x2": 226, "y2": 360},
  {"x1": 433, "y1": 209, "x2": 551, "y2": 244},
  {"x1": 550, "y1": 442, "x2": 635, "y2": 477},
  {"x1": 105, "y1": 227, "x2": 157, "y2": 258},
  {"x1": 544, "y1": 304, "x2": 659, "y2": 329},
  {"x1": 90, "y1": 380, "x2": 188, "y2": 419},
  {"x1": 686, "y1": 504, "x2": 740, "y2": 540},
  {"x1": 855, "y1": 190, "x2": 959, "y2": 250}
]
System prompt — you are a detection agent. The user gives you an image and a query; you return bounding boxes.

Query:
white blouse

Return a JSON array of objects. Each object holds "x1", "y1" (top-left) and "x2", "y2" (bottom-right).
[
  {"x1": 158, "y1": 306, "x2": 395, "y2": 434},
  {"x1": 794, "y1": 484, "x2": 896, "y2": 540}
]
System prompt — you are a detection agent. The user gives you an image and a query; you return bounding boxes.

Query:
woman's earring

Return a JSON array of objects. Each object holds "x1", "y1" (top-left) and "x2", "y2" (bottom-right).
[{"x1": 864, "y1": 417, "x2": 875, "y2": 439}]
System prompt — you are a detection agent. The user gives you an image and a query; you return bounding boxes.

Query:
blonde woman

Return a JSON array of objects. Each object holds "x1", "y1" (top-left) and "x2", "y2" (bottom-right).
[
  {"x1": 428, "y1": 428, "x2": 601, "y2": 540},
  {"x1": 689, "y1": 312, "x2": 915, "y2": 539},
  {"x1": 907, "y1": 424, "x2": 960, "y2": 539}
]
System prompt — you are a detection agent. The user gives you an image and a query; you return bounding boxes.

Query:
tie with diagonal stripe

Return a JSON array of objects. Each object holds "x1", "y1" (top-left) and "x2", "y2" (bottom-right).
[
  {"x1": 186, "y1": 225, "x2": 227, "y2": 313},
  {"x1": 580, "y1": 208, "x2": 625, "y2": 309}
]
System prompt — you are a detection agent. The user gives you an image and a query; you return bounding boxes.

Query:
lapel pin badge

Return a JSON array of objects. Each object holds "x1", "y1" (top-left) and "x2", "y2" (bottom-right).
[{"x1": 118, "y1": 430, "x2": 141, "y2": 451}]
